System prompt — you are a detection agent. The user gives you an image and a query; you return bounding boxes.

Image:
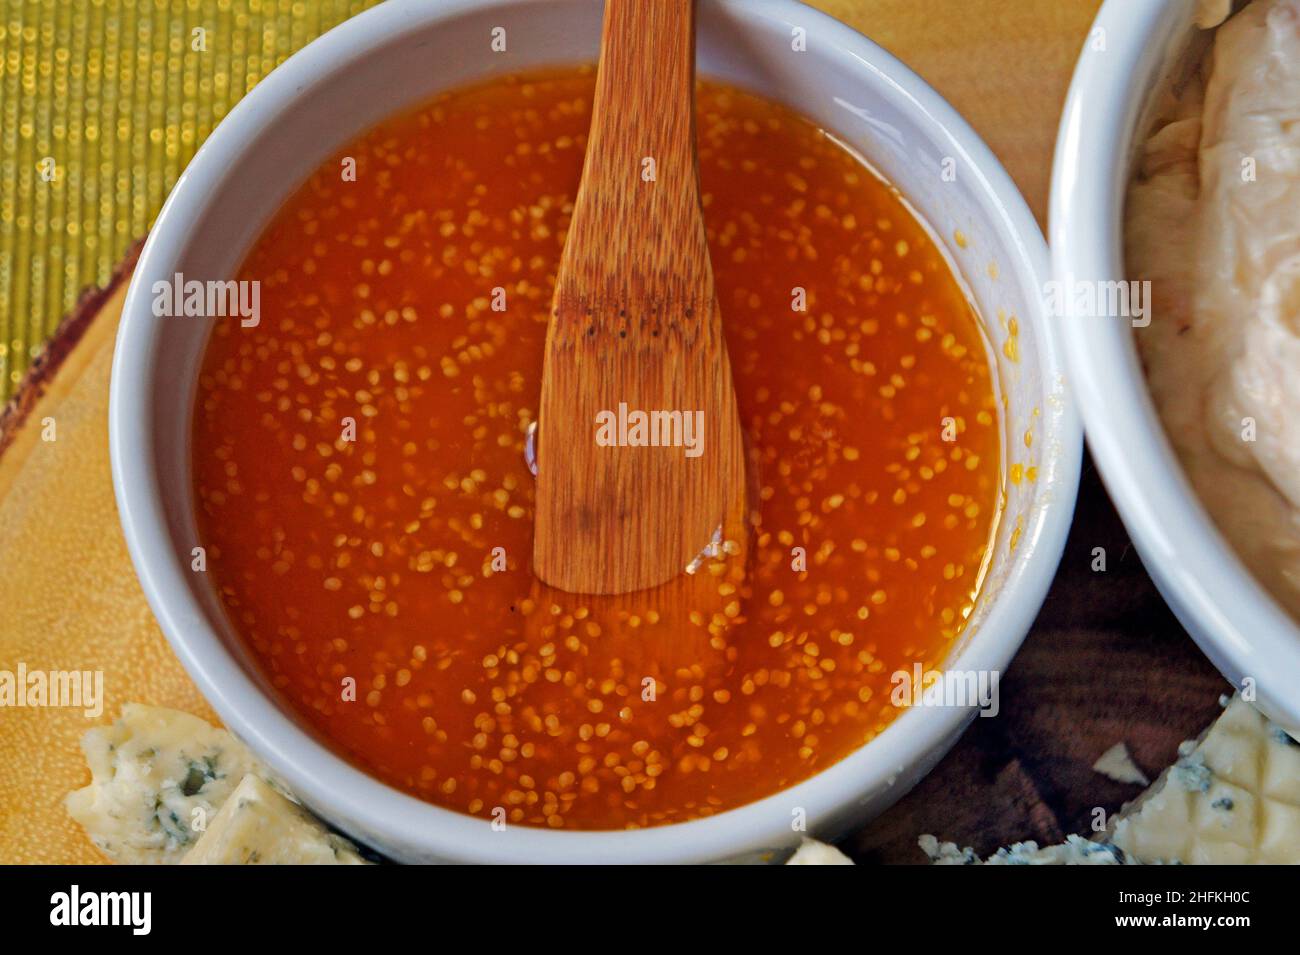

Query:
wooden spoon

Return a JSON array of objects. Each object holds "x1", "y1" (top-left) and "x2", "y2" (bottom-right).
[{"x1": 534, "y1": 0, "x2": 745, "y2": 595}]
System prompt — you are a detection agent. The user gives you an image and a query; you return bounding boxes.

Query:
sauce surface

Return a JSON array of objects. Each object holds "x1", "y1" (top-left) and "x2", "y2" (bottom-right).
[{"x1": 192, "y1": 68, "x2": 1001, "y2": 830}]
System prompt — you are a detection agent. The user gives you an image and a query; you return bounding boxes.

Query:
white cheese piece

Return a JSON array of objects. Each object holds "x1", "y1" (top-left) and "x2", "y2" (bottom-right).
[
  {"x1": 182, "y1": 774, "x2": 368, "y2": 865},
  {"x1": 785, "y1": 838, "x2": 855, "y2": 865},
  {"x1": 1111, "y1": 694, "x2": 1300, "y2": 863},
  {"x1": 65, "y1": 703, "x2": 264, "y2": 864},
  {"x1": 1092, "y1": 742, "x2": 1150, "y2": 786}
]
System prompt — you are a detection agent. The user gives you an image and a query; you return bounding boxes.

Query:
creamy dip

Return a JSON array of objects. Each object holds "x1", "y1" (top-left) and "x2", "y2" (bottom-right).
[{"x1": 1128, "y1": 0, "x2": 1300, "y2": 620}]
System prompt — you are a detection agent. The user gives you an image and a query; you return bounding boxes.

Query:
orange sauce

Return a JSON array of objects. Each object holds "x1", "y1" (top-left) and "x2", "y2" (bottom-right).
[{"x1": 192, "y1": 68, "x2": 1001, "y2": 830}]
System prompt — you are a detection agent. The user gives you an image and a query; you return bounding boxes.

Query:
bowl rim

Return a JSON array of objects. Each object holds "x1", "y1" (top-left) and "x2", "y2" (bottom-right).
[
  {"x1": 110, "y1": 0, "x2": 1082, "y2": 862},
  {"x1": 1049, "y1": 0, "x2": 1300, "y2": 731}
]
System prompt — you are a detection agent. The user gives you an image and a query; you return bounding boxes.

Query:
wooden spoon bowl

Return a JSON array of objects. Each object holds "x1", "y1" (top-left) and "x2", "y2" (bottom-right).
[{"x1": 533, "y1": 0, "x2": 746, "y2": 596}]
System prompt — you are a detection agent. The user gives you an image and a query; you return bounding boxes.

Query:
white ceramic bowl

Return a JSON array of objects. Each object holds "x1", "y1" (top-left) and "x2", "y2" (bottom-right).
[
  {"x1": 111, "y1": 0, "x2": 1080, "y2": 863},
  {"x1": 1051, "y1": 0, "x2": 1300, "y2": 734}
]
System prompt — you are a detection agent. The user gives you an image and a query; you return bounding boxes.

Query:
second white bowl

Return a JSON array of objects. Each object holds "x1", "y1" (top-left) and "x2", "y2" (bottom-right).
[{"x1": 1051, "y1": 0, "x2": 1300, "y2": 733}]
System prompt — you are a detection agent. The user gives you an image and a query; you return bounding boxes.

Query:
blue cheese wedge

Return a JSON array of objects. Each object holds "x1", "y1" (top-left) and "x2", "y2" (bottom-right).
[
  {"x1": 65, "y1": 703, "x2": 264, "y2": 864},
  {"x1": 920, "y1": 693, "x2": 1300, "y2": 865},
  {"x1": 182, "y1": 774, "x2": 368, "y2": 865},
  {"x1": 784, "y1": 838, "x2": 855, "y2": 865},
  {"x1": 1111, "y1": 694, "x2": 1300, "y2": 864}
]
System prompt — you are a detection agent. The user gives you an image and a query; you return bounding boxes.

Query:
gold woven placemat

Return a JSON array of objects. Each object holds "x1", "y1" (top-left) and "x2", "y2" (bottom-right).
[{"x1": 0, "y1": 0, "x2": 380, "y2": 399}]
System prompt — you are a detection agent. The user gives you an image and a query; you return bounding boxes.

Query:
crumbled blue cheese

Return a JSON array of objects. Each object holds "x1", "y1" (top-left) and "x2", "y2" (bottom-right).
[
  {"x1": 65, "y1": 703, "x2": 264, "y2": 864},
  {"x1": 784, "y1": 838, "x2": 855, "y2": 865},
  {"x1": 1169, "y1": 751, "x2": 1212, "y2": 793},
  {"x1": 919, "y1": 834, "x2": 1123, "y2": 865},
  {"x1": 182, "y1": 774, "x2": 368, "y2": 865},
  {"x1": 916, "y1": 835, "x2": 979, "y2": 865},
  {"x1": 983, "y1": 837, "x2": 1124, "y2": 865}
]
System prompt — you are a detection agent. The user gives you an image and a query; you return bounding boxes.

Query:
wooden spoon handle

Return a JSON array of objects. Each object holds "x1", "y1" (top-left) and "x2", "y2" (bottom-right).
[{"x1": 555, "y1": 0, "x2": 711, "y2": 330}]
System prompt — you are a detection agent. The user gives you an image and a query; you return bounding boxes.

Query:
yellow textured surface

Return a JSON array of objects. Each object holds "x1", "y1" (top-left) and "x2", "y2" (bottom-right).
[
  {"x1": 0, "y1": 0, "x2": 1100, "y2": 863},
  {"x1": 0, "y1": 0, "x2": 381, "y2": 398},
  {"x1": 0, "y1": 279, "x2": 218, "y2": 864}
]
